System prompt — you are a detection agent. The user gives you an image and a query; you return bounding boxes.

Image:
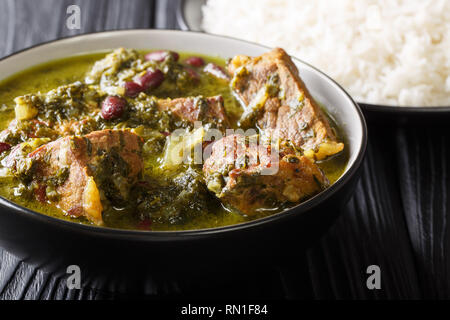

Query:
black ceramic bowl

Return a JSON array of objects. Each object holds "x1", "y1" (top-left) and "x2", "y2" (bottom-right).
[
  {"x1": 359, "y1": 103, "x2": 450, "y2": 125},
  {"x1": 0, "y1": 30, "x2": 367, "y2": 290}
]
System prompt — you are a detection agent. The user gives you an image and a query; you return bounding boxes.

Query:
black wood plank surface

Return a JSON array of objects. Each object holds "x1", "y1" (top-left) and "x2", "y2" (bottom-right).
[
  {"x1": 396, "y1": 127, "x2": 450, "y2": 299},
  {"x1": 0, "y1": 0, "x2": 446, "y2": 300}
]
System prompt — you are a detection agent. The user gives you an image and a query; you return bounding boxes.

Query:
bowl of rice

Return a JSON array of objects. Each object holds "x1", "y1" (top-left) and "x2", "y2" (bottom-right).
[{"x1": 177, "y1": 0, "x2": 450, "y2": 122}]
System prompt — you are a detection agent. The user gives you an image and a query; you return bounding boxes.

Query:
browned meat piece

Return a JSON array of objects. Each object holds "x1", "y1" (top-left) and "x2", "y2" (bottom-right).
[
  {"x1": 28, "y1": 129, "x2": 144, "y2": 225},
  {"x1": 228, "y1": 48, "x2": 344, "y2": 160},
  {"x1": 157, "y1": 96, "x2": 229, "y2": 129},
  {"x1": 203, "y1": 134, "x2": 328, "y2": 215}
]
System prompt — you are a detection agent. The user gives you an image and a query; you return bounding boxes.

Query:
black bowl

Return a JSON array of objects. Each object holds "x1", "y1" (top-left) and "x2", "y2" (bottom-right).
[
  {"x1": 0, "y1": 30, "x2": 367, "y2": 291},
  {"x1": 177, "y1": 0, "x2": 450, "y2": 126},
  {"x1": 360, "y1": 103, "x2": 450, "y2": 125}
]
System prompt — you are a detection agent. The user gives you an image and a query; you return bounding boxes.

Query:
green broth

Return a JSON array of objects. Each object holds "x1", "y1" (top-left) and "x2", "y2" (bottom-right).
[{"x1": 0, "y1": 51, "x2": 348, "y2": 231}]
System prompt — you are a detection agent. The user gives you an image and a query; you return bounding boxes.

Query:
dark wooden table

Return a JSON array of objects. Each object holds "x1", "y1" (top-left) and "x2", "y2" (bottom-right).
[{"x1": 0, "y1": 0, "x2": 448, "y2": 300}]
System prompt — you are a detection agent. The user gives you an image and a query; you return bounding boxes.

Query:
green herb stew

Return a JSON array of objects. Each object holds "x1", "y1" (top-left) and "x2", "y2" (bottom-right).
[{"x1": 0, "y1": 47, "x2": 347, "y2": 230}]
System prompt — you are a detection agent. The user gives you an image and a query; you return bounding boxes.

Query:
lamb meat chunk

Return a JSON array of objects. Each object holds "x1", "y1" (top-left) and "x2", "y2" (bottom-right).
[
  {"x1": 228, "y1": 48, "x2": 344, "y2": 160},
  {"x1": 203, "y1": 134, "x2": 328, "y2": 215},
  {"x1": 28, "y1": 129, "x2": 144, "y2": 225},
  {"x1": 157, "y1": 95, "x2": 229, "y2": 129}
]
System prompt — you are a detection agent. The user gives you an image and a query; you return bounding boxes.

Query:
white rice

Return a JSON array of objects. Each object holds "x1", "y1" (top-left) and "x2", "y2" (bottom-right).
[{"x1": 202, "y1": 0, "x2": 450, "y2": 106}]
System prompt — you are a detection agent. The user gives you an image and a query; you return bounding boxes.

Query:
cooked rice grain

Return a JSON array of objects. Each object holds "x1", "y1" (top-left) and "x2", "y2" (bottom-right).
[{"x1": 203, "y1": 0, "x2": 450, "y2": 106}]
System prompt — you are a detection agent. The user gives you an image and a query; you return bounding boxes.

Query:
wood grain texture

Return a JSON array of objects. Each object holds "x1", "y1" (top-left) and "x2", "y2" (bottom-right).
[
  {"x1": 396, "y1": 127, "x2": 450, "y2": 299},
  {"x1": 0, "y1": 0, "x2": 446, "y2": 300},
  {"x1": 0, "y1": 0, "x2": 154, "y2": 57},
  {"x1": 0, "y1": 0, "x2": 156, "y2": 301},
  {"x1": 307, "y1": 126, "x2": 422, "y2": 300}
]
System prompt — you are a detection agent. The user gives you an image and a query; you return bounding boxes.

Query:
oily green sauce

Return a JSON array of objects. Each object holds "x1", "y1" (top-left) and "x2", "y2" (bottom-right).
[{"x1": 0, "y1": 51, "x2": 348, "y2": 231}]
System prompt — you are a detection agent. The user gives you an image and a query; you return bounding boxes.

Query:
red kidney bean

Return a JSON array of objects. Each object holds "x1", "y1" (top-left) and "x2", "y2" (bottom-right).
[
  {"x1": 136, "y1": 69, "x2": 164, "y2": 90},
  {"x1": 0, "y1": 142, "x2": 11, "y2": 154},
  {"x1": 184, "y1": 56, "x2": 205, "y2": 67},
  {"x1": 145, "y1": 50, "x2": 179, "y2": 62},
  {"x1": 185, "y1": 67, "x2": 200, "y2": 82},
  {"x1": 137, "y1": 218, "x2": 152, "y2": 230},
  {"x1": 137, "y1": 181, "x2": 150, "y2": 188},
  {"x1": 204, "y1": 63, "x2": 230, "y2": 80},
  {"x1": 171, "y1": 51, "x2": 180, "y2": 62},
  {"x1": 35, "y1": 184, "x2": 47, "y2": 203},
  {"x1": 101, "y1": 96, "x2": 127, "y2": 120},
  {"x1": 124, "y1": 81, "x2": 144, "y2": 98}
]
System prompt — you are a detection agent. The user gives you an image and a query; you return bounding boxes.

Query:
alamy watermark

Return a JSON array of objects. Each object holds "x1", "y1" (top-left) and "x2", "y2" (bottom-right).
[
  {"x1": 366, "y1": 265, "x2": 381, "y2": 290},
  {"x1": 66, "y1": 5, "x2": 81, "y2": 30},
  {"x1": 66, "y1": 264, "x2": 81, "y2": 290}
]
